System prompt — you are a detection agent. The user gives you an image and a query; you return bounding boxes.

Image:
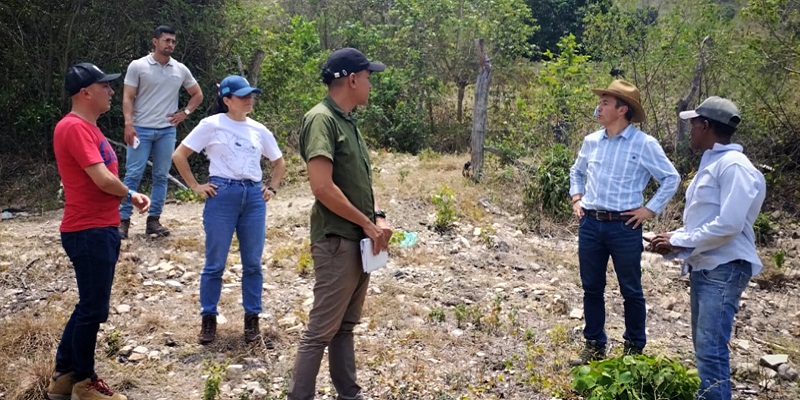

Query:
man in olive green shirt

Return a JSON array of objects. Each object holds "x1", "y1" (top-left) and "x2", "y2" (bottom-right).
[{"x1": 288, "y1": 48, "x2": 392, "y2": 400}]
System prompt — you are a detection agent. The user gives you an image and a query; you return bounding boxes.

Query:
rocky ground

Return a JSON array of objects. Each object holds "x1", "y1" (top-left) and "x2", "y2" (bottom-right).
[{"x1": 0, "y1": 152, "x2": 799, "y2": 399}]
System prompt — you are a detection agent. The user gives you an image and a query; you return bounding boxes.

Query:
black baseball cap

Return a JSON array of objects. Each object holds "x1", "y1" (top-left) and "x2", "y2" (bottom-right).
[
  {"x1": 65, "y1": 63, "x2": 121, "y2": 96},
  {"x1": 322, "y1": 48, "x2": 385, "y2": 80}
]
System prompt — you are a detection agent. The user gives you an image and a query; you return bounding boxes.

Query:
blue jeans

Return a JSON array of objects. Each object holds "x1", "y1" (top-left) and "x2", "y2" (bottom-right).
[
  {"x1": 120, "y1": 126, "x2": 176, "y2": 219},
  {"x1": 56, "y1": 227, "x2": 120, "y2": 382},
  {"x1": 200, "y1": 177, "x2": 266, "y2": 316},
  {"x1": 578, "y1": 215, "x2": 646, "y2": 348},
  {"x1": 691, "y1": 260, "x2": 751, "y2": 400}
]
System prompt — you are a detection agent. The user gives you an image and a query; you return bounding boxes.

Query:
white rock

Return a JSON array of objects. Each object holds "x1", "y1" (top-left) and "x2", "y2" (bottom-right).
[
  {"x1": 132, "y1": 346, "x2": 148, "y2": 354},
  {"x1": 226, "y1": 364, "x2": 244, "y2": 381},
  {"x1": 760, "y1": 354, "x2": 789, "y2": 369},
  {"x1": 115, "y1": 304, "x2": 131, "y2": 314},
  {"x1": 668, "y1": 311, "x2": 682, "y2": 321},
  {"x1": 217, "y1": 314, "x2": 228, "y2": 324},
  {"x1": 165, "y1": 280, "x2": 183, "y2": 288},
  {"x1": 473, "y1": 227, "x2": 482, "y2": 237},
  {"x1": 246, "y1": 381, "x2": 262, "y2": 391},
  {"x1": 736, "y1": 340, "x2": 751, "y2": 352},
  {"x1": 119, "y1": 345, "x2": 133, "y2": 356},
  {"x1": 128, "y1": 353, "x2": 147, "y2": 362},
  {"x1": 148, "y1": 351, "x2": 160, "y2": 360},
  {"x1": 569, "y1": 308, "x2": 584, "y2": 319}
]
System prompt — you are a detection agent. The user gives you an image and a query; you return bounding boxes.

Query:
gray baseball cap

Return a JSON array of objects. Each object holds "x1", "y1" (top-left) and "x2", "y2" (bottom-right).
[{"x1": 679, "y1": 96, "x2": 741, "y2": 128}]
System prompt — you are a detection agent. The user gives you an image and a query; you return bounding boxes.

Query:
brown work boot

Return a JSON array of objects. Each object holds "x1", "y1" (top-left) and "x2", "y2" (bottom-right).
[
  {"x1": 199, "y1": 314, "x2": 217, "y2": 345},
  {"x1": 244, "y1": 313, "x2": 260, "y2": 343},
  {"x1": 145, "y1": 216, "x2": 170, "y2": 237},
  {"x1": 71, "y1": 377, "x2": 127, "y2": 400},
  {"x1": 46, "y1": 371, "x2": 73, "y2": 400},
  {"x1": 569, "y1": 340, "x2": 606, "y2": 366},
  {"x1": 118, "y1": 219, "x2": 130, "y2": 240}
]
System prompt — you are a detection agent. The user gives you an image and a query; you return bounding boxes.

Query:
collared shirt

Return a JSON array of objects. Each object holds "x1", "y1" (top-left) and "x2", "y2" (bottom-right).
[
  {"x1": 124, "y1": 53, "x2": 197, "y2": 128},
  {"x1": 299, "y1": 96, "x2": 375, "y2": 244},
  {"x1": 569, "y1": 124, "x2": 680, "y2": 213},
  {"x1": 667, "y1": 143, "x2": 766, "y2": 276}
]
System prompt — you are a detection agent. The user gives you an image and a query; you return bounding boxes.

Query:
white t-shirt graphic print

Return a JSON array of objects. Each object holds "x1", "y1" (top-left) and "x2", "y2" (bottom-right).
[{"x1": 181, "y1": 114, "x2": 282, "y2": 182}]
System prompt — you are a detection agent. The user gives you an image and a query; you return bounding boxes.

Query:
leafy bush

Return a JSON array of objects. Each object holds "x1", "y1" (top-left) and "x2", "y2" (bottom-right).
[
  {"x1": 753, "y1": 212, "x2": 775, "y2": 246},
  {"x1": 571, "y1": 354, "x2": 700, "y2": 400},
  {"x1": 524, "y1": 143, "x2": 573, "y2": 225},
  {"x1": 431, "y1": 185, "x2": 457, "y2": 232}
]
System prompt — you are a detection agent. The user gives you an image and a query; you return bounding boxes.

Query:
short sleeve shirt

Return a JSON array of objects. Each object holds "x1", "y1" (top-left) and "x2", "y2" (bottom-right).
[
  {"x1": 124, "y1": 54, "x2": 197, "y2": 129},
  {"x1": 53, "y1": 113, "x2": 121, "y2": 232},
  {"x1": 299, "y1": 96, "x2": 375, "y2": 243},
  {"x1": 181, "y1": 114, "x2": 283, "y2": 181}
]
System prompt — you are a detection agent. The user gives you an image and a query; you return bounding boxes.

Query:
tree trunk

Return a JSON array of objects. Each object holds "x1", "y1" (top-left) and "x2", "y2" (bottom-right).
[
  {"x1": 676, "y1": 36, "x2": 712, "y2": 156},
  {"x1": 456, "y1": 79, "x2": 467, "y2": 123},
  {"x1": 247, "y1": 50, "x2": 266, "y2": 87},
  {"x1": 470, "y1": 39, "x2": 492, "y2": 183}
]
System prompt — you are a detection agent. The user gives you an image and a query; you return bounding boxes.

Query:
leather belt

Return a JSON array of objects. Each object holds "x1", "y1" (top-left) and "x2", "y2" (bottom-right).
[{"x1": 584, "y1": 209, "x2": 628, "y2": 222}]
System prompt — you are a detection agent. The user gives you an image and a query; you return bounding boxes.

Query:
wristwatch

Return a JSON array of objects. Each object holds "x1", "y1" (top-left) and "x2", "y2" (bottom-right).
[
  {"x1": 374, "y1": 210, "x2": 387, "y2": 219},
  {"x1": 126, "y1": 189, "x2": 136, "y2": 201},
  {"x1": 183, "y1": 108, "x2": 191, "y2": 115}
]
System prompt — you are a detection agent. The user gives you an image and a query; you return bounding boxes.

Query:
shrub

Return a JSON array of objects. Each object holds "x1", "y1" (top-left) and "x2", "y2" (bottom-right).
[
  {"x1": 571, "y1": 354, "x2": 700, "y2": 400},
  {"x1": 431, "y1": 185, "x2": 457, "y2": 232},
  {"x1": 753, "y1": 212, "x2": 775, "y2": 245},
  {"x1": 524, "y1": 143, "x2": 573, "y2": 225}
]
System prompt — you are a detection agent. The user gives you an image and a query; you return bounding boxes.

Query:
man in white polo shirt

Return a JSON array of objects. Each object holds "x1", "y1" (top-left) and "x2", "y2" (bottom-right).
[{"x1": 120, "y1": 24, "x2": 203, "y2": 239}]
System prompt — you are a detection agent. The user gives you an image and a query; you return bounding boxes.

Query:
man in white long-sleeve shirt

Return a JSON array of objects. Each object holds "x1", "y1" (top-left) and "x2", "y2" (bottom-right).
[{"x1": 650, "y1": 96, "x2": 766, "y2": 400}]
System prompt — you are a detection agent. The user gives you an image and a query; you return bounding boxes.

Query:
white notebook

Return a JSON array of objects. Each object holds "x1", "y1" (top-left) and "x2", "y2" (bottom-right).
[{"x1": 360, "y1": 238, "x2": 388, "y2": 273}]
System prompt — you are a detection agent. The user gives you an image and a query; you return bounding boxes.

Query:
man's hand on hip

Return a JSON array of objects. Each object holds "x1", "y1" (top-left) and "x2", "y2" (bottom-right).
[
  {"x1": 621, "y1": 206, "x2": 655, "y2": 229},
  {"x1": 167, "y1": 111, "x2": 187, "y2": 126}
]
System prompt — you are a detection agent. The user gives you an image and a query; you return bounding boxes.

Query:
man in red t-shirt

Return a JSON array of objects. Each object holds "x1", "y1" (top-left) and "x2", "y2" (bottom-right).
[{"x1": 47, "y1": 63, "x2": 150, "y2": 400}]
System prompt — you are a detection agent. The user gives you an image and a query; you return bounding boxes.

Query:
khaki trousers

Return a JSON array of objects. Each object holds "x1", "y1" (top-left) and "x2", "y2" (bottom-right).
[{"x1": 288, "y1": 236, "x2": 370, "y2": 400}]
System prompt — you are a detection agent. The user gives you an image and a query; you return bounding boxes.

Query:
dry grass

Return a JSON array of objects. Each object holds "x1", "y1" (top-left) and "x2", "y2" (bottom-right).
[
  {"x1": 0, "y1": 310, "x2": 64, "y2": 398},
  {"x1": 0, "y1": 151, "x2": 798, "y2": 399}
]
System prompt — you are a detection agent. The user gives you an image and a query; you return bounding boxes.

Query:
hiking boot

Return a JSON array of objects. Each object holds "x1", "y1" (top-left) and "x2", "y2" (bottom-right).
[
  {"x1": 118, "y1": 220, "x2": 130, "y2": 240},
  {"x1": 244, "y1": 313, "x2": 261, "y2": 343},
  {"x1": 199, "y1": 314, "x2": 217, "y2": 345},
  {"x1": 46, "y1": 371, "x2": 73, "y2": 400},
  {"x1": 623, "y1": 340, "x2": 644, "y2": 356},
  {"x1": 145, "y1": 216, "x2": 170, "y2": 237},
  {"x1": 569, "y1": 340, "x2": 606, "y2": 366},
  {"x1": 71, "y1": 378, "x2": 127, "y2": 400}
]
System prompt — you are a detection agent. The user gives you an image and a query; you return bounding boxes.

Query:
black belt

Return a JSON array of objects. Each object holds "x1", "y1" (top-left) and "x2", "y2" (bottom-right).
[{"x1": 584, "y1": 209, "x2": 629, "y2": 222}]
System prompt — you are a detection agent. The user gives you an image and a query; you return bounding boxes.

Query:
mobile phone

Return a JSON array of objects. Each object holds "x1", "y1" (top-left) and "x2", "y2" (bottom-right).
[{"x1": 132, "y1": 136, "x2": 140, "y2": 149}]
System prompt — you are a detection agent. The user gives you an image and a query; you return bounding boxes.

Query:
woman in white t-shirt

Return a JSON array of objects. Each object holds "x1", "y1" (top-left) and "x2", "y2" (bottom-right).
[{"x1": 172, "y1": 75, "x2": 285, "y2": 345}]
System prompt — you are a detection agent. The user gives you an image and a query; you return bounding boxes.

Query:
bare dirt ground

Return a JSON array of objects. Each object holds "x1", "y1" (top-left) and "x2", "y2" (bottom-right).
[{"x1": 1, "y1": 152, "x2": 799, "y2": 399}]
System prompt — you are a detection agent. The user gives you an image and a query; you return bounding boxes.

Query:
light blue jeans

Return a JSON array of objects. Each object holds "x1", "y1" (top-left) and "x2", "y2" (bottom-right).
[
  {"x1": 200, "y1": 177, "x2": 266, "y2": 316},
  {"x1": 120, "y1": 126, "x2": 176, "y2": 219},
  {"x1": 691, "y1": 260, "x2": 752, "y2": 400}
]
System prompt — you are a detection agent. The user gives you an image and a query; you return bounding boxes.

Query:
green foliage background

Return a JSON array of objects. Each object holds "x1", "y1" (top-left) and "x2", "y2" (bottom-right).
[{"x1": 1, "y1": 0, "x2": 798, "y2": 213}]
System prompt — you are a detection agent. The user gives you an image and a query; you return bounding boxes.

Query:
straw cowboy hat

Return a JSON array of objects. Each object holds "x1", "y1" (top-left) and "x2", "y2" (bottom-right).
[{"x1": 592, "y1": 79, "x2": 646, "y2": 123}]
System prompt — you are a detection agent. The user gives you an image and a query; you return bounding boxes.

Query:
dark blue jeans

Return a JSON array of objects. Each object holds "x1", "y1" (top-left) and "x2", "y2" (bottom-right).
[
  {"x1": 691, "y1": 260, "x2": 751, "y2": 400},
  {"x1": 55, "y1": 227, "x2": 120, "y2": 382},
  {"x1": 578, "y1": 215, "x2": 646, "y2": 348}
]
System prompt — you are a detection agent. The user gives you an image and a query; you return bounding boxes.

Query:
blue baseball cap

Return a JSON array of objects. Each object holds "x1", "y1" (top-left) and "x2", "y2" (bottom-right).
[{"x1": 219, "y1": 75, "x2": 262, "y2": 97}]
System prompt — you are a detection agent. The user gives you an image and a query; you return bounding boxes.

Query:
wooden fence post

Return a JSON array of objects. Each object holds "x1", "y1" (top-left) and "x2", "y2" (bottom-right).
[{"x1": 470, "y1": 38, "x2": 492, "y2": 182}]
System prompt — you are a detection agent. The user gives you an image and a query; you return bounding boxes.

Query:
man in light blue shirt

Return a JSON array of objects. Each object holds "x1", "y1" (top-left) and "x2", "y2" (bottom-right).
[
  {"x1": 569, "y1": 79, "x2": 680, "y2": 364},
  {"x1": 649, "y1": 96, "x2": 766, "y2": 400}
]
